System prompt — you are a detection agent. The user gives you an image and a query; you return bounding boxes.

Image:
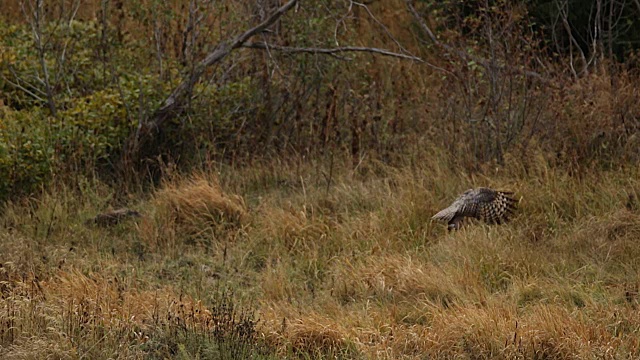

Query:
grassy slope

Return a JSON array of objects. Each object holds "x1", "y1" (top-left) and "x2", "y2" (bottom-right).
[{"x1": 1, "y1": 150, "x2": 640, "y2": 359}]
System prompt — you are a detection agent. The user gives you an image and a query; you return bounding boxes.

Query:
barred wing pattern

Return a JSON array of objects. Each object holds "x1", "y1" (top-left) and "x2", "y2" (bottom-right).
[{"x1": 432, "y1": 188, "x2": 517, "y2": 230}]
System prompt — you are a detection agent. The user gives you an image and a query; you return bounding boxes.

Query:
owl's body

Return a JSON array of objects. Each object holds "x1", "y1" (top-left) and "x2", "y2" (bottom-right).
[
  {"x1": 87, "y1": 208, "x2": 142, "y2": 227},
  {"x1": 432, "y1": 188, "x2": 517, "y2": 230}
]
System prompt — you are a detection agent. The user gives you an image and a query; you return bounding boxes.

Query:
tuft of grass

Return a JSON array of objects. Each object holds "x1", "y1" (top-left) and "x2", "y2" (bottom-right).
[{"x1": 146, "y1": 175, "x2": 247, "y2": 249}]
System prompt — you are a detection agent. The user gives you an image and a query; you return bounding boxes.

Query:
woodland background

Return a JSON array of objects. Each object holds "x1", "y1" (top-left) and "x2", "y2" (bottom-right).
[{"x1": 1, "y1": 0, "x2": 640, "y2": 358}]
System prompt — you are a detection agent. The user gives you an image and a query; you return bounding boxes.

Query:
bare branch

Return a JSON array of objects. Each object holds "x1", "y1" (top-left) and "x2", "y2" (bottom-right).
[
  {"x1": 243, "y1": 42, "x2": 424, "y2": 62},
  {"x1": 135, "y1": 0, "x2": 299, "y2": 147},
  {"x1": 2, "y1": 76, "x2": 46, "y2": 103},
  {"x1": 21, "y1": 0, "x2": 58, "y2": 116},
  {"x1": 351, "y1": 1, "x2": 413, "y2": 56},
  {"x1": 556, "y1": 0, "x2": 588, "y2": 78}
]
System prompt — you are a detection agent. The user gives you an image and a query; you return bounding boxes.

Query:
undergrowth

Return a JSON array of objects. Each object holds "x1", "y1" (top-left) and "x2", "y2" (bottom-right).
[{"x1": 1, "y1": 150, "x2": 640, "y2": 358}]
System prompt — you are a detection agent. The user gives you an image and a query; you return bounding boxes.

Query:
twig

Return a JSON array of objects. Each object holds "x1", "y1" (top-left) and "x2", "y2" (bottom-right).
[
  {"x1": 21, "y1": 0, "x2": 58, "y2": 116},
  {"x1": 352, "y1": 1, "x2": 411, "y2": 54},
  {"x1": 2, "y1": 76, "x2": 46, "y2": 103},
  {"x1": 556, "y1": 0, "x2": 588, "y2": 78},
  {"x1": 405, "y1": 0, "x2": 550, "y2": 83},
  {"x1": 243, "y1": 42, "x2": 424, "y2": 62}
]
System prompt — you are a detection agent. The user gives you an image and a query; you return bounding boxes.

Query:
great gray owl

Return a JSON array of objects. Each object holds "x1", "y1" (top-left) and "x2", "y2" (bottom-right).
[
  {"x1": 432, "y1": 188, "x2": 517, "y2": 230},
  {"x1": 87, "y1": 208, "x2": 142, "y2": 227}
]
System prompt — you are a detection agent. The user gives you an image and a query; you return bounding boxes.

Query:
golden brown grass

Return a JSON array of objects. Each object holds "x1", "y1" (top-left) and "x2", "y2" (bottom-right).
[
  {"x1": 247, "y1": 153, "x2": 640, "y2": 358},
  {"x1": 0, "y1": 264, "x2": 256, "y2": 359},
  {"x1": 155, "y1": 175, "x2": 247, "y2": 226},
  {"x1": 145, "y1": 174, "x2": 247, "y2": 250},
  {"x1": 2, "y1": 150, "x2": 640, "y2": 358},
  {"x1": 2, "y1": 0, "x2": 640, "y2": 357}
]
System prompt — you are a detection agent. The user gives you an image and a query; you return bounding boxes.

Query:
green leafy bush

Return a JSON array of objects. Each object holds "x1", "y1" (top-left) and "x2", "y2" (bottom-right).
[{"x1": 0, "y1": 108, "x2": 53, "y2": 199}]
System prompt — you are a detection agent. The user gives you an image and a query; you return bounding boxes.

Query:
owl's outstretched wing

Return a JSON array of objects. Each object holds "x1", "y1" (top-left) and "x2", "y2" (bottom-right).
[
  {"x1": 432, "y1": 188, "x2": 517, "y2": 229},
  {"x1": 476, "y1": 189, "x2": 517, "y2": 224}
]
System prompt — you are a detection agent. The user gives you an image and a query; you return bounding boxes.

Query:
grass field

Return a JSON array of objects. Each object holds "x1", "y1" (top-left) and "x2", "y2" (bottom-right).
[
  {"x1": 2, "y1": 0, "x2": 640, "y2": 358},
  {"x1": 1, "y1": 149, "x2": 640, "y2": 359}
]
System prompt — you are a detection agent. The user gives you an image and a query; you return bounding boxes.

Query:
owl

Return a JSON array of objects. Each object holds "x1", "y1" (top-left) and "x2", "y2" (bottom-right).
[
  {"x1": 87, "y1": 208, "x2": 142, "y2": 227},
  {"x1": 432, "y1": 188, "x2": 518, "y2": 230}
]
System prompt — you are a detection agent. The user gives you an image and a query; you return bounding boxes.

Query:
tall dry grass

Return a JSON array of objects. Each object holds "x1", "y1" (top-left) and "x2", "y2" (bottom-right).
[
  {"x1": 2, "y1": 0, "x2": 640, "y2": 357},
  {"x1": 216, "y1": 150, "x2": 640, "y2": 358},
  {"x1": 1, "y1": 147, "x2": 640, "y2": 358}
]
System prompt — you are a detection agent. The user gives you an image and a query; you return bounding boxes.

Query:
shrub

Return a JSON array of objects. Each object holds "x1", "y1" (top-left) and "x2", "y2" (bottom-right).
[{"x1": 0, "y1": 107, "x2": 53, "y2": 200}]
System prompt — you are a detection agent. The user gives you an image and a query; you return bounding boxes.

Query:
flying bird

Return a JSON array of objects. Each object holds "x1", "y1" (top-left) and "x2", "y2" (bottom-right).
[{"x1": 432, "y1": 188, "x2": 518, "y2": 230}]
